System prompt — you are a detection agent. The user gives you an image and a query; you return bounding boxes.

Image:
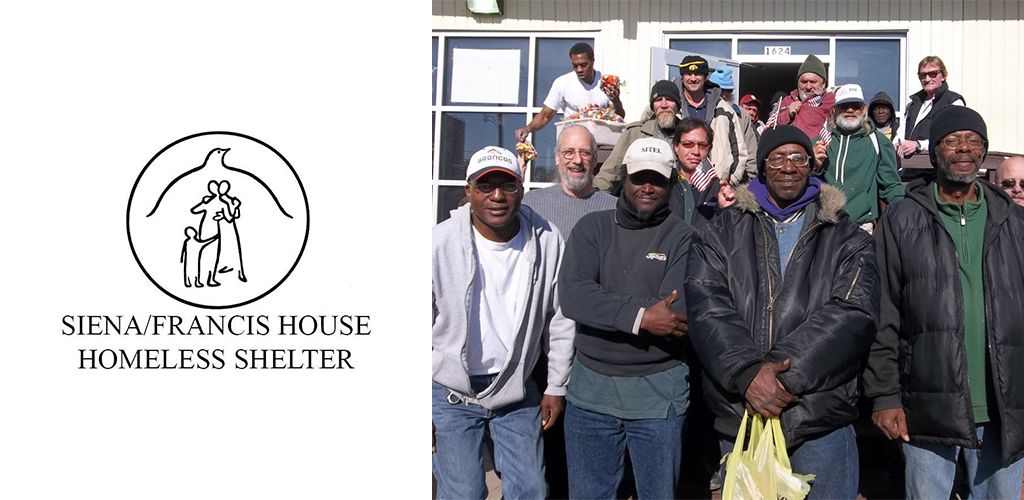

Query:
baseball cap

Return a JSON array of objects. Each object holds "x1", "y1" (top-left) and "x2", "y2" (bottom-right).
[
  {"x1": 834, "y1": 84, "x2": 865, "y2": 106},
  {"x1": 623, "y1": 138, "x2": 674, "y2": 179},
  {"x1": 466, "y1": 146, "x2": 522, "y2": 181},
  {"x1": 740, "y1": 94, "x2": 761, "y2": 107}
]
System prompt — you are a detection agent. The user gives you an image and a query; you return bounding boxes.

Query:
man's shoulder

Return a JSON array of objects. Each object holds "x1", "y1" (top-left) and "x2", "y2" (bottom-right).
[
  {"x1": 702, "y1": 202, "x2": 754, "y2": 234},
  {"x1": 522, "y1": 184, "x2": 562, "y2": 203},
  {"x1": 880, "y1": 181, "x2": 933, "y2": 224},
  {"x1": 623, "y1": 117, "x2": 654, "y2": 131},
  {"x1": 552, "y1": 70, "x2": 578, "y2": 85},
  {"x1": 519, "y1": 204, "x2": 561, "y2": 239},
  {"x1": 660, "y1": 214, "x2": 698, "y2": 240},
  {"x1": 586, "y1": 189, "x2": 618, "y2": 205},
  {"x1": 576, "y1": 208, "x2": 615, "y2": 227},
  {"x1": 433, "y1": 205, "x2": 468, "y2": 234},
  {"x1": 569, "y1": 208, "x2": 616, "y2": 236},
  {"x1": 433, "y1": 206, "x2": 471, "y2": 258}
]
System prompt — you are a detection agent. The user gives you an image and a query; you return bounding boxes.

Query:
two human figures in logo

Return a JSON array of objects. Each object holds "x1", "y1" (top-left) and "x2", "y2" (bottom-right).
[{"x1": 181, "y1": 180, "x2": 247, "y2": 287}]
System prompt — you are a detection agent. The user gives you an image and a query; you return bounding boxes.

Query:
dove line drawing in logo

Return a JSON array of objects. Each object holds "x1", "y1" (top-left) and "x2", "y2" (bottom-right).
[{"x1": 127, "y1": 131, "x2": 309, "y2": 309}]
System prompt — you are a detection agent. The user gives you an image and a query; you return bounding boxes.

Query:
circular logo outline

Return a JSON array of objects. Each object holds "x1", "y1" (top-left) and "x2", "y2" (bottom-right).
[{"x1": 127, "y1": 131, "x2": 310, "y2": 309}]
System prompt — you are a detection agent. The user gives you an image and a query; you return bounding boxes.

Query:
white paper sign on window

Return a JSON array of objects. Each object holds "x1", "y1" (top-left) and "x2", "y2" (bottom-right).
[{"x1": 450, "y1": 48, "x2": 520, "y2": 104}]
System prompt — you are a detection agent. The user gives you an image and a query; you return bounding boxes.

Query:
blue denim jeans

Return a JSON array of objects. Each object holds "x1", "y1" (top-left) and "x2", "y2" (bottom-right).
[
  {"x1": 564, "y1": 401, "x2": 685, "y2": 499},
  {"x1": 720, "y1": 423, "x2": 858, "y2": 500},
  {"x1": 902, "y1": 421, "x2": 1024, "y2": 499},
  {"x1": 431, "y1": 376, "x2": 546, "y2": 500}
]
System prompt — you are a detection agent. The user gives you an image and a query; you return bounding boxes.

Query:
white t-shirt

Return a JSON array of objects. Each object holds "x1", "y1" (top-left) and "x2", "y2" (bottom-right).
[
  {"x1": 466, "y1": 223, "x2": 528, "y2": 376},
  {"x1": 543, "y1": 70, "x2": 611, "y2": 114}
]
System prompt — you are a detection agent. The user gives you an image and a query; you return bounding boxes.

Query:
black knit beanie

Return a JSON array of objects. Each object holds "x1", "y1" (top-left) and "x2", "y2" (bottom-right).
[
  {"x1": 756, "y1": 125, "x2": 816, "y2": 174},
  {"x1": 678, "y1": 55, "x2": 709, "y2": 77},
  {"x1": 929, "y1": 106, "x2": 988, "y2": 160},
  {"x1": 650, "y1": 80, "x2": 682, "y2": 111}
]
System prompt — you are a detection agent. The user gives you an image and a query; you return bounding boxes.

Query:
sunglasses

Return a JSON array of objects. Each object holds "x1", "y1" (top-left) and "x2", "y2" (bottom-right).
[
  {"x1": 918, "y1": 70, "x2": 942, "y2": 79},
  {"x1": 1000, "y1": 179, "x2": 1024, "y2": 190}
]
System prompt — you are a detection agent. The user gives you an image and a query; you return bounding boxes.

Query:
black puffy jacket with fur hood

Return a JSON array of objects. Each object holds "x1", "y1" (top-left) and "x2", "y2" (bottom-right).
[{"x1": 685, "y1": 183, "x2": 879, "y2": 448}]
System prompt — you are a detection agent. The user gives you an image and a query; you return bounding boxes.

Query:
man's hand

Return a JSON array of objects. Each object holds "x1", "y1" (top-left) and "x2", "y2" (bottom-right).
[
  {"x1": 744, "y1": 359, "x2": 799, "y2": 417},
  {"x1": 603, "y1": 84, "x2": 620, "y2": 101},
  {"x1": 717, "y1": 179, "x2": 736, "y2": 208},
  {"x1": 872, "y1": 408, "x2": 909, "y2": 441},
  {"x1": 515, "y1": 127, "x2": 530, "y2": 143},
  {"x1": 813, "y1": 139, "x2": 828, "y2": 167},
  {"x1": 432, "y1": 421, "x2": 436, "y2": 453},
  {"x1": 788, "y1": 100, "x2": 802, "y2": 117},
  {"x1": 640, "y1": 290, "x2": 687, "y2": 337},
  {"x1": 540, "y1": 395, "x2": 565, "y2": 431},
  {"x1": 900, "y1": 140, "x2": 918, "y2": 157}
]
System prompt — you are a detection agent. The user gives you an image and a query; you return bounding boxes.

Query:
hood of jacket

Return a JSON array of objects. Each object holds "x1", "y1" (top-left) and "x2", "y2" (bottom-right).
[
  {"x1": 868, "y1": 91, "x2": 897, "y2": 128},
  {"x1": 902, "y1": 175, "x2": 1015, "y2": 226}
]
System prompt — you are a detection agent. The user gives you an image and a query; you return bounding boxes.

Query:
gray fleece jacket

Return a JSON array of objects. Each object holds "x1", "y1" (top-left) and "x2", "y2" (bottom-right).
[{"x1": 432, "y1": 203, "x2": 575, "y2": 410}]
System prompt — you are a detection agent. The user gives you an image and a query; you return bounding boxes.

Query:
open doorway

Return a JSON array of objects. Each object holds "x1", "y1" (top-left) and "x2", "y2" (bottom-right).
[{"x1": 736, "y1": 62, "x2": 829, "y2": 122}]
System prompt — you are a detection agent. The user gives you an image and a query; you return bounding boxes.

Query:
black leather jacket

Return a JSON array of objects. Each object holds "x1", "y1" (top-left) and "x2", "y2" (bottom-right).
[
  {"x1": 685, "y1": 183, "x2": 879, "y2": 448},
  {"x1": 863, "y1": 177, "x2": 1024, "y2": 466}
]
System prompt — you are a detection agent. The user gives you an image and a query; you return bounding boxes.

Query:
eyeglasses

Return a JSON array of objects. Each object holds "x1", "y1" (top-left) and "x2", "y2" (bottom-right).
[
  {"x1": 1000, "y1": 179, "x2": 1024, "y2": 190},
  {"x1": 677, "y1": 141, "x2": 711, "y2": 152},
  {"x1": 918, "y1": 70, "x2": 942, "y2": 79},
  {"x1": 470, "y1": 181, "x2": 520, "y2": 195},
  {"x1": 939, "y1": 136, "x2": 986, "y2": 151},
  {"x1": 766, "y1": 153, "x2": 811, "y2": 169},
  {"x1": 559, "y1": 149, "x2": 594, "y2": 161}
]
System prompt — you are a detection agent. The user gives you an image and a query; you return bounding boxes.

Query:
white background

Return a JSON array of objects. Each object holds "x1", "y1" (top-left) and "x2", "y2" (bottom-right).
[{"x1": 1, "y1": 2, "x2": 429, "y2": 498}]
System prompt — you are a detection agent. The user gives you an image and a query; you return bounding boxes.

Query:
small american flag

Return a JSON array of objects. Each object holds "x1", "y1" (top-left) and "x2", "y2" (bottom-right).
[
  {"x1": 817, "y1": 119, "x2": 833, "y2": 147},
  {"x1": 688, "y1": 158, "x2": 718, "y2": 192}
]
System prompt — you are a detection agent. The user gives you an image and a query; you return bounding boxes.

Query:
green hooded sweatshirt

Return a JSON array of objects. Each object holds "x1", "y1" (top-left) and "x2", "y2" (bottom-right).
[{"x1": 814, "y1": 122, "x2": 904, "y2": 224}]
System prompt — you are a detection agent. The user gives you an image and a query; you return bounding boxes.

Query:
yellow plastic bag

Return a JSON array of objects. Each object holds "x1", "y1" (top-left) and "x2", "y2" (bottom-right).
[{"x1": 721, "y1": 413, "x2": 815, "y2": 500}]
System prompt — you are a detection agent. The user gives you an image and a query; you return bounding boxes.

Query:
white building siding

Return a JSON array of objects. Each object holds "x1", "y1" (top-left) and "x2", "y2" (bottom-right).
[{"x1": 434, "y1": 0, "x2": 1024, "y2": 154}]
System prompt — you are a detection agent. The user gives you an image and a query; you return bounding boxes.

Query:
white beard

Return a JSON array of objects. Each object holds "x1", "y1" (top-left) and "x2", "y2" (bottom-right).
[
  {"x1": 836, "y1": 114, "x2": 866, "y2": 134},
  {"x1": 656, "y1": 110, "x2": 676, "y2": 129},
  {"x1": 560, "y1": 162, "x2": 593, "y2": 192}
]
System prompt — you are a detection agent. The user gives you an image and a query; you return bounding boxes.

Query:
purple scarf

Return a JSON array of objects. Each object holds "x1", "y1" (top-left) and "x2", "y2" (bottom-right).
[{"x1": 747, "y1": 175, "x2": 821, "y2": 220}]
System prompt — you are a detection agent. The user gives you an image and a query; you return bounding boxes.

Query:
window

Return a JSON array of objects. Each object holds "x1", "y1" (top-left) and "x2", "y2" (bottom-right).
[
  {"x1": 666, "y1": 33, "x2": 906, "y2": 130},
  {"x1": 431, "y1": 33, "x2": 595, "y2": 223},
  {"x1": 834, "y1": 39, "x2": 901, "y2": 108},
  {"x1": 668, "y1": 39, "x2": 732, "y2": 59}
]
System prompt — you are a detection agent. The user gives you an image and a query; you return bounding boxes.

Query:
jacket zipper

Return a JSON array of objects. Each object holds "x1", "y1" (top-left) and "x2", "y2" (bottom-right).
[
  {"x1": 760, "y1": 215, "x2": 821, "y2": 349},
  {"x1": 757, "y1": 219, "x2": 774, "y2": 350},
  {"x1": 946, "y1": 220, "x2": 980, "y2": 448},
  {"x1": 845, "y1": 258, "x2": 864, "y2": 300}
]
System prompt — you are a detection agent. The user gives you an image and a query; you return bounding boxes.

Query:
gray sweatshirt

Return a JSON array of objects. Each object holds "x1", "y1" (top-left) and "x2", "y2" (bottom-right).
[{"x1": 432, "y1": 204, "x2": 575, "y2": 410}]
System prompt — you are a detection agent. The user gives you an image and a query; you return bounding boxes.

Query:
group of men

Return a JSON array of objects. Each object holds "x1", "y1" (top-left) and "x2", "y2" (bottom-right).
[{"x1": 432, "y1": 43, "x2": 1024, "y2": 500}]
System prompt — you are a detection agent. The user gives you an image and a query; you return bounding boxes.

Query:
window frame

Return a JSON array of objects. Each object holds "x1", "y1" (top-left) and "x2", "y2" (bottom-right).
[
  {"x1": 431, "y1": 31, "x2": 600, "y2": 223},
  {"x1": 664, "y1": 31, "x2": 907, "y2": 127}
]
